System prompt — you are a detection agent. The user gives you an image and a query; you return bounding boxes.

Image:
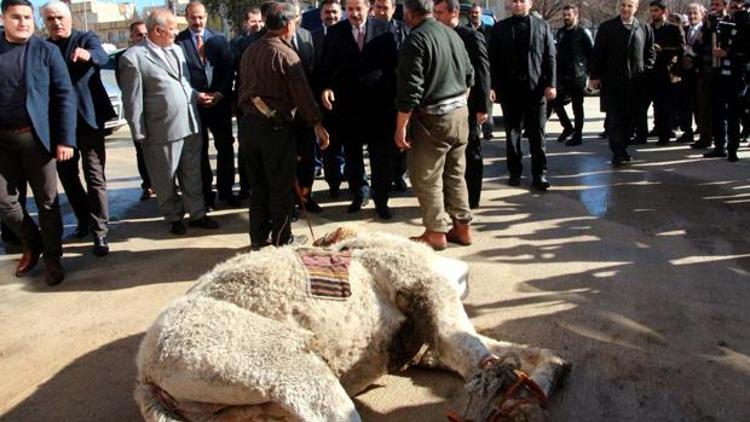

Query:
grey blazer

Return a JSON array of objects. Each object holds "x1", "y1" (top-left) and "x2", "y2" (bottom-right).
[{"x1": 118, "y1": 41, "x2": 200, "y2": 144}]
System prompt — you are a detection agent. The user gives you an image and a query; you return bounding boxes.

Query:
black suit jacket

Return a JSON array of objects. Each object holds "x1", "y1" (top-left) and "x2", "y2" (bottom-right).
[
  {"x1": 555, "y1": 25, "x2": 594, "y2": 87},
  {"x1": 488, "y1": 15, "x2": 556, "y2": 97},
  {"x1": 652, "y1": 22, "x2": 685, "y2": 78},
  {"x1": 320, "y1": 18, "x2": 398, "y2": 122},
  {"x1": 53, "y1": 30, "x2": 116, "y2": 130},
  {"x1": 292, "y1": 27, "x2": 315, "y2": 78},
  {"x1": 591, "y1": 17, "x2": 655, "y2": 110},
  {"x1": 176, "y1": 28, "x2": 233, "y2": 97},
  {"x1": 454, "y1": 25, "x2": 491, "y2": 114}
]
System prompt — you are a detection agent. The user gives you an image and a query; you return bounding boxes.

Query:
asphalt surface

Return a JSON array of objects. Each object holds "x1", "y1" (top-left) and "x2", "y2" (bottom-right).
[{"x1": 1, "y1": 99, "x2": 749, "y2": 421}]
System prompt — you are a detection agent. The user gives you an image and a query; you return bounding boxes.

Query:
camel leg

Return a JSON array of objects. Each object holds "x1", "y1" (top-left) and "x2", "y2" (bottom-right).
[{"x1": 136, "y1": 297, "x2": 360, "y2": 422}]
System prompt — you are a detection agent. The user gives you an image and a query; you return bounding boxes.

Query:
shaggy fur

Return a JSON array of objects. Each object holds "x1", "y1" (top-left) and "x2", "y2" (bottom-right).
[{"x1": 135, "y1": 227, "x2": 568, "y2": 421}]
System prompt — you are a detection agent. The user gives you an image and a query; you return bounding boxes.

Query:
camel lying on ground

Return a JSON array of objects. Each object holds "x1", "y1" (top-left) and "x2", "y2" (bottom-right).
[{"x1": 135, "y1": 226, "x2": 569, "y2": 421}]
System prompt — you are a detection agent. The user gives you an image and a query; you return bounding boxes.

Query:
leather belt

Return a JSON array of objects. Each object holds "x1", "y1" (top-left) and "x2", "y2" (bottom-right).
[{"x1": 0, "y1": 125, "x2": 32, "y2": 134}]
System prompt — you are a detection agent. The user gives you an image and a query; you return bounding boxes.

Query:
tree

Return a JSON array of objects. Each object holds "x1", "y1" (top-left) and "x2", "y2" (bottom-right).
[{"x1": 203, "y1": 0, "x2": 262, "y2": 34}]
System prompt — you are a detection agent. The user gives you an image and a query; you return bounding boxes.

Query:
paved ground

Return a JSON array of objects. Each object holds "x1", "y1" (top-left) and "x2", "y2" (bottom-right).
[{"x1": 1, "y1": 99, "x2": 749, "y2": 421}]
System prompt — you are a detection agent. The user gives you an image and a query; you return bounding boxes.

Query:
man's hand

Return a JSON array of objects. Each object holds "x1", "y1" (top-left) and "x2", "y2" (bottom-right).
[
  {"x1": 713, "y1": 47, "x2": 727, "y2": 58},
  {"x1": 321, "y1": 89, "x2": 336, "y2": 111},
  {"x1": 476, "y1": 112, "x2": 488, "y2": 125},
  {"x1": 394, "y1": 125, "x2": 411, "y2": 150},
  {"x1": 314, "y1": 123, "x2": 330, "y2": 150},
  {"x1": 56, "y1": 145, "x2": 74, "y2": 162},
  {"x1": 654, "y1": 43, "x2": 663, "y2": 53},
  {"x1": 590, "y1": 79, "x2": 601, "y2": 90},
  {"x1": 545, "y1": 87, "x2": 557, "y2": 101},
  {"x1": 71, "y1": 48, "x2": 92, "y2": 63},
  {"x1": 490, "y1": 89, "x2": 497, "y2": 103},
  {"x1": 197, "y1": 92, "x2": 213, "y2": 107}
]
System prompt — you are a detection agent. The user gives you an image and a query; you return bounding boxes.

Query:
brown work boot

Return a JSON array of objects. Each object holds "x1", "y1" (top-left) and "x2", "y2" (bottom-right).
[
  {"x1": 410, "y1": 230, "x2": 447, "y2": 251},
  {"x1": 447, "y1": 219, "x2": 472, "y2": 246},
  {"x1": 15, "y1": 247, "x2": 42, "y2": 277},
  {"x1": 44, "y1": 259, "x2": 65, "y2": 286}
]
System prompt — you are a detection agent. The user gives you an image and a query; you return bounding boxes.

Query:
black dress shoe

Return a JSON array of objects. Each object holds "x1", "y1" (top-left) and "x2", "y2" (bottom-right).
[
  {"x1": 565, "y1": 136, "x2": 583, "y2": 146},
  {"x1": 703, "y1": 149, "x2": 727, "y2": 158},
  {"x1": 690, "y1": 139, "x2": 711, "y2": 149},
  {"x1": 74, "y1": 225, "x2": 90, "y2": 239},
  {"x1": 237, "y1": 190, "x2": 250, "y2": 200},
  {"x1": 45, "y1": 259, "x2": 65, "y2": 286},
  {"x1": 508, "y1": 175, "x2": 521, "y2": 187},
  {"x1": 347, "y1": 196, "x2": 369, "y2": 213},
  {"x1": 375, "y1": 204, "x2": 392, "y2": 220},
  {"x1": 647, "y1": 128, "x2": 658, "y2": 138},
  {"x1": 657, "y1": 138, "x2": 670, "y2": 145},
  {"x1": 219, "y1": 194, "x2": 241, "y2": 207},
  {"x1": 302, "y1": 198, "x2": 323, "y2": 213},
  {"x1": 629, "y1": 137, "x2": 648, "y2": 145},
  {"x1": 93, "y1": 236, "x2": 109, "y2": 257},
  {"x1": 532, "y1": 176, "x2": 550, "y2": 191},
  {"x1": 188, "y1": 215, "x2": 219, "y2": 230},
  {"x1": 728, "y1": 151, "x2": 739, "y2": 162},
  {"x1": 393, "y1": 177, "x2": 408, "y2": 192},
  {"x1": 611, "y1": 155, "x2": 630, "y2": 167},
  {"x1": 329, "y1": 186, "x2": 341, "y2": 199},
  {"x1": 676, "y1": 133, "x2": 694, "y2": 143},
  {"x1": 557, "y1": 127, "x2": 574, "y2": 143},
  {"x1": 598, "y1": 131, "x2": 608, "y2": 139},
  {"x1": 168, "y1": 221, "x2": 186, "y2": 235},
  {"x1": 250, "y1": 240, "x2": 271, "y2": 251},
  {"x1": 140, "y1": 187, "x2": 155, "y2": 201}
]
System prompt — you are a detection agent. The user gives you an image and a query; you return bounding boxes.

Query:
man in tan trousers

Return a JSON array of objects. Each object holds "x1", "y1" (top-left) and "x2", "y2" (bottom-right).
[{"x1": 394, "y1": 0, "x2": 474, "y2": 250}]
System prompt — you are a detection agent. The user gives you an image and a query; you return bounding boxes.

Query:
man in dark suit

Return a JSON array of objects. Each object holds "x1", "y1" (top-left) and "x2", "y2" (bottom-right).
[
  {"x1": 320, "y1": 0, "x2": 400, "y2": 218},
  {"x1": 679, "y1": 4, "x2": 712, "y2": 146},
  {"x1": 115, "y1": 20, "x2": 154, "y2": 201},
  {"x1": 289, "y1": 2, "x2": 323, "y2": 213},
  {"x1": 176, "y1": 1, "x2": 239, "y2": 208},
  {"x1": 311, "y1": 0, "x2": 345, "y2": 198},
  {"x1": 0, "y1": 0, "x2": 76, "y2": 285},
  {"x1": 468, "y1": 2, "x2": 494, "y2": 141},
  {"x1": 43, "y1": 1, "x2": 116, "y2": 257},
  {"x1": 645, "y1": 0, "x2": 685, "y2": 145},
  {"x1": 488, "y1": 0, "x2": 556, "y2": 191},
  {"x1": 372, "y1": 0, "x2": 410, "y2": 193},
  {"x1": 591, "y1": 0, "x2": 656, "y2": 166},
  {"x1": 434, "y1": 0, "x2": 490, "y2": 209},
  {"x1": 550, "y1": 5, "x2": 593, "y2": 147}
]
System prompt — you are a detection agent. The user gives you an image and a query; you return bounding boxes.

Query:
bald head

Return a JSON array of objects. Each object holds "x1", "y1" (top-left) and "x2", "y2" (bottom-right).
[{"x1": 147, "y1": 8, "x2": 178, "y2": 47}]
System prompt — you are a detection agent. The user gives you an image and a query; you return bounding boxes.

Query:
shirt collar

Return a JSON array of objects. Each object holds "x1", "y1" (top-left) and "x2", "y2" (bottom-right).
[
  {"x1": 146, "y1": 37, "x2": 164, "y2": 51},
  {"x1": 189, "y1": 28, "x2": 205, "y2": 39}
]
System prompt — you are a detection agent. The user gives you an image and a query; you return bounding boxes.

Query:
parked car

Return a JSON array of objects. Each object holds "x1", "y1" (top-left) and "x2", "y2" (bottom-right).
[{"x1": 101, "y1": 49, "x2": 128, "y2": 135}]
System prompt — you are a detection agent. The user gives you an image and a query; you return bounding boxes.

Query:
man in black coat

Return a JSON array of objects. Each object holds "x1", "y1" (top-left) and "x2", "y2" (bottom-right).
[
  {"x1": 488, "y1": 0, "x2": 556, "y2": 191},
  {"x1": 43, "y1": 1, "x2": 116, "y2": 256},
  {"x1": 591, "y1": 0, "x2": 656, "y2": 166},
  {"x1": 550, "y1": 5, "x2": 593, "y2": 147},
  {"x1": 645, "y1": 0, "x2": 685, "y2": 145},
  {"x1": 311, "y1": 0, "x2": 344, "y2": 198},
  {"x1": 176, "y1": 1, "x2": 238, "y2": 208},
  {"x1": 434, "y1": 0, "x2": 490, "y2": 209},
  {"x1": 320, "y1": 0, "x2": 399, "y2": 218}
]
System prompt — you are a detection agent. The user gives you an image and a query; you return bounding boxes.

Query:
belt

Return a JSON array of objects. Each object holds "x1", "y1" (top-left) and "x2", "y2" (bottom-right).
[{"x1": 0, "y1": 125, "x2": 32, "y2": 134}]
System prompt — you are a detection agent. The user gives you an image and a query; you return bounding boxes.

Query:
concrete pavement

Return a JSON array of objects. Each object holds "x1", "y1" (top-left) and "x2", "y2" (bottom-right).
[{"x1": 1, "y1": 98, "x2": 749, "y2": 421}]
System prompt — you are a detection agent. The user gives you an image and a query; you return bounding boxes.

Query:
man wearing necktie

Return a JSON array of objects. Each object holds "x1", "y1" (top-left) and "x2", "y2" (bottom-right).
[
  {"x1": 176, "y1": 1, "x2": 238, "y2": 209},
  {"x1": 119, "y1": 8, "x2": 219, "y2": 235},
  {"x1": 320, "y1": 0, "x2": 400, "y2": 219}
]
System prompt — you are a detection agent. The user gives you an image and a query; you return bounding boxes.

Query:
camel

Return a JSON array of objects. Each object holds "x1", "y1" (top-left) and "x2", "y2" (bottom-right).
[{"x1": 134, "y1": 226, "x2": 569, "y2": 421}]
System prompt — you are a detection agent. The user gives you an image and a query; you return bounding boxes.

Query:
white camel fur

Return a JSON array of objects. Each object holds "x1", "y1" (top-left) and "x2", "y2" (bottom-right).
[{"x1": 135, "y1": 226, "x2": 568, "y2": 421}]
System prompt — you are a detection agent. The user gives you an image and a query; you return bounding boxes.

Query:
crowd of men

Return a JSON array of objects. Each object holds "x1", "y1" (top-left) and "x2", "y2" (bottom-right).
[{"x1": 0, "y1": 0, "x2": 748, "y2": 284}]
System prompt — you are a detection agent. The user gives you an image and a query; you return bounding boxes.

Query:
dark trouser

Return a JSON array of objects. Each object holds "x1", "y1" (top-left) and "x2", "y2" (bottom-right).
[
  {"x1": 239, "y1": 114, "x2": 296, "y2": 246},
  {"x1": 0, "y1": 130, "x2": 63, "y2": 259},
  {"x1": 500, "y1": 86, "x2": 548, "y2": 178},
  {"x1": 321, "y1": 113, "x2": 344, "y2": 191},
  {"x1": 633, "y1": 76, "x2": 652, "y2": 140},
  {"x1": 368, "y1": 138, "x2": 397, "y2": 207},
  {"x1": 465, "y1": 116, "x2": 483, "y2": 208},
  {"x1": 678, "y1": 74, "x2": 695, "y2": 134},
  {"x1": 133, "y1": 137, "x2": 151, "y2": 190},
  {"x1": 1, "y1": 176, "x2": 26, "y2": 242},
  {"x1": 198, "y1": 103, "x2": 236, "y2": 203},
  {"x1": 551, "y1": 79, "x2": 585, "y2": 138},
  {"x1": 393, "y1": 150, "x2": 407, "y2": 184},
  {"x1": 712, "y1": 75, "x2": 746, "y2": 153},
  {"x1": 294, "y1": 121, "x2": 316, "y2": 193},
  {"x1": 57, "y1": 124, "x2": 108, "y2": 237},
  {"x1": 607, "y1": 78, "x2": 645, "y2": 159},
  {"x1": 651, "y1": 73, "x2": 677, "y2": 141}
]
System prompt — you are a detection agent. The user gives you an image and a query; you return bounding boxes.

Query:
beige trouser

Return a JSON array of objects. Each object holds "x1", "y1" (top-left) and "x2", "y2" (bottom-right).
[{"x1": 407, "y1": 107, "x2": 472, "y2": 233}]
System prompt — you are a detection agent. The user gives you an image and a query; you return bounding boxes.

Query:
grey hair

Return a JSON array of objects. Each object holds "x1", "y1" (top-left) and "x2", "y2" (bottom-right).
[
  {"x1": 435, "y1": 0, "x2": 460, "y2": 12},
  {"x1": 687, "y1": 2, "x2": 706, "y2": 13},
  {"x1": 146, "y1": 8, "x2": 173, "y2": 31},
  {"x1": 40, "y1": 0, "x2": 70, "y2": 17},
  {"x1": 403, "y1": 0, "x2": 433, "y2": 15}
]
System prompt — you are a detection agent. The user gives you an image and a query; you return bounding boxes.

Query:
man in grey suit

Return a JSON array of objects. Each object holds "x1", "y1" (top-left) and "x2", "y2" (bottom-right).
[{"x1": 119, "y1": 8, "x2": 219, "y2": 235}]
